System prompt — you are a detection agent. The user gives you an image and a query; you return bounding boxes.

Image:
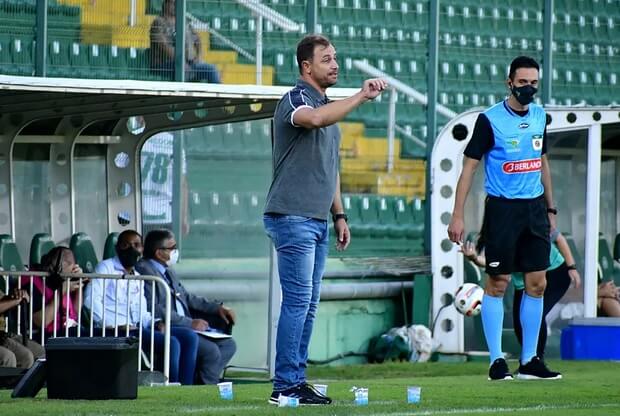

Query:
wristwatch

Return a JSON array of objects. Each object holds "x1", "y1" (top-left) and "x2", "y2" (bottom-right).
[
  {"x1": 567, "y1": 264, "x2": 577, "y2": 270},
  {"x1": 546, "y1": 207, "x2": 558, "y2": 215},
  {"x1": 332, "y1": 213, "x2": 348, "y2": 223}
]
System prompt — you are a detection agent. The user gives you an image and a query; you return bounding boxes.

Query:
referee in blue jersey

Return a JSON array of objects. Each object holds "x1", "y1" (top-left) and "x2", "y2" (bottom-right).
[{"x1": 448, "y1": 56, "x2": 561, "y2": 380}]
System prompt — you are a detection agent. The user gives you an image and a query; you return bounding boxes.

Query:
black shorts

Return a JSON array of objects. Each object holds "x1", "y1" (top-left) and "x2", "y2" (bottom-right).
[{"x1": 482, "y1": 195, "x2": 550, "y2": 276}]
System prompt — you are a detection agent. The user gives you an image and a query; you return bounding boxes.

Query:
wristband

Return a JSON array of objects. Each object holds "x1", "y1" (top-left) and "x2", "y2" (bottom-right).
[
  {"x1": 333, "y1": 213, "x2": 348, "y2": 223},
  {"x1": 567, "y1": 264, "x2": 577, "y2": 270},
  {"x1": 547, "y1": 207, "x2": 558, "y2": 215}
]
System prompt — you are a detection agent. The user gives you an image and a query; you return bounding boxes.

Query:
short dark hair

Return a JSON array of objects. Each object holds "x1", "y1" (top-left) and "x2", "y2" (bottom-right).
[
  {"x1": 116, "y1": 230, "x2": 141, "y2": 249},
  {"x1": 296, "y1": 34, "x2": 332, "y2": 75},
  {"x1": 509, "y1": 56, "x2": 539, "y2": 80},
  {"x1": 143, "y1": 229, "x2": 174, "y2": 259}
]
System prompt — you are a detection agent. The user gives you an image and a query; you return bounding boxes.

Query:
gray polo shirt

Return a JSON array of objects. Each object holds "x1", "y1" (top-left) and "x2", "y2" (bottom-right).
[{"x1": 264, "y1": 79, "x2": 341, "y2": 220}]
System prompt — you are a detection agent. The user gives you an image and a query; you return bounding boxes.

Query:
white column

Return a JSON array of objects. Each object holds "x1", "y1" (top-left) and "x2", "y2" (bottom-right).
[
  {"x1": 387, "y1": 89, "x2": 397, "y2": 173},
  {"x1": 256, "y1": 15, "x2": 263, "y2": 86},
  {"x1": 583, "y1": 124, "x2": 601, "y2": 318}
]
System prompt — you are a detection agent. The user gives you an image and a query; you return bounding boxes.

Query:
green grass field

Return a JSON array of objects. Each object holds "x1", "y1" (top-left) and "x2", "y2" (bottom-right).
[{"x1": 1, "y1": 361, "x2": 619, "y2": 415}]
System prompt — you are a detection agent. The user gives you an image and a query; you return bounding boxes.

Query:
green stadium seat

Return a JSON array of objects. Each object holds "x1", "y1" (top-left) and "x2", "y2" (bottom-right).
[
  {"x1": 108, "y1": 45, "x2": 129, "y2": 75},
  {"x1": 87, "y1": 44, "x2": 113, "y2": 78},
  {"x1": 373, "y1": 196, "x2": 394, "y2": 238},
  {"x1": 599, "y1": 235, "x2": 620, "y2": 285},
  {"x1": 29, "y1": 233, "x2": 55, "y2": 267},
  {"x1": 563, "y1": 234, "x2": 583, "y2": 270},
  {"x1": 391, "y1": 196, "x2": 410, "y2": 238},
  {"x1": 225, "y1": 192, "x2": 242, "y2": 226},
  {"x1": 360, "y1": 195, "x2": 382, "y2": 237},
  {"x1": 0, "y1": 234, "x2": 25, "y2": 272},
  {"x1": 10, "y1": 36, "x2": 34, "y2": 75},
  {"x1": 103, "y1": 232, "x2": 119, "y2": 260},
  {"x1": 69, "y1": 42, "x2": 90, "y2": 73},
  {"x1": 235, "y1": 192, "x2": 263, "y2": 234},
  {"x1": 69, "y1": 232, "x2": 98, "y2": 273},
  {"x1": 0, "y1": 35, "x2": 11, "y2": 70},
  {"x1": 343, "y1": 194, "x2": 372, "y2": 237},
  {"x1": 207, "y1": 191, "x2": 228, "y2": 224},
  {"x1": 410, "y1": 198, "x2": 424, "y2": 239}
]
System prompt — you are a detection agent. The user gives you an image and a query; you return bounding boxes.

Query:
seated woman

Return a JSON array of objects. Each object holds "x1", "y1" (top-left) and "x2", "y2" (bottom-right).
[
  {"x1": 23, "y1": 246, "x2": 87, "y2": 338},
  {"x1": 0, "y1": 288, "x2": 44, "y2": 368},
  {"x1": 598, "y1": 280, "x2": 620, "y2": 317}
]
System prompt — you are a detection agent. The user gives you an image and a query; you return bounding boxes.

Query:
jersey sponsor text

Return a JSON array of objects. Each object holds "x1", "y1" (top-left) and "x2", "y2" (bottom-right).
[{"x1": 502, "y1": 158, "x2": 541, "y2": 174}]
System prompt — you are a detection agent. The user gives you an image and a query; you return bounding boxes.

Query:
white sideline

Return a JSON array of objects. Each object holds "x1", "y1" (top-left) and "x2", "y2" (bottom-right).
[
  {"x1": 177, "y1": 402, "x2": 620, "y2": 414},
  {"x1": 368, "y1": 402, "x2": 620, "y2": 415}
]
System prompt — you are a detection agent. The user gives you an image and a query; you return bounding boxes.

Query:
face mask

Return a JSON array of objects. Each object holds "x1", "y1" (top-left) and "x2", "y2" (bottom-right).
[
  {"x1": 117, "y1": 246, "x2": 141, "y2": 269},
  {"x1": 511, "y1": 84, "x2": 537, "y2": 106},
  {"x1": 165, "y1": 249, "x2": 179, "y2": 267}
]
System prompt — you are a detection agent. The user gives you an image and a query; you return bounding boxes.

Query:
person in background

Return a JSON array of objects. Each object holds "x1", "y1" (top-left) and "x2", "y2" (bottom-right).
[
  {"x1": 136, "y1": 229, "x2": 237, "y2": 384},
  {"x1": 25, "y1": 246, "x2": 86, "y2": 338},
  {"x1": 598, "y1": 280, "x2": 620, "y2": 317},
  {"x1": 149, "y1": 0, "x2": 220, "y2": 83},
  {"x1": 84, "y1": 229, "x2": 199, "y2": 385},
  {"x1": 0, "y1": 288, "x2": 44, "y2": 368},
  {"x1": 141, "y1": 131, "x2": 189, "y2": 236}
]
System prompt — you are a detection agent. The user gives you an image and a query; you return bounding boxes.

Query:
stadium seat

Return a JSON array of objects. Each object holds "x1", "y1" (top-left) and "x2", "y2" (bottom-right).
[
  {"x1": 69, "y1": 232, "x2": 99, "y2": 273},
  {"x1": 103, "y1": 232, "x2": 119, "y2": 260},
  {"x1": 0, "y1": 234, "x2": 25, "y2": 272},
  {"x1": 29, "y1": 233, "x2": 55, "y2": 267},
  {"x1": 390, "y1": 196, "x2": 411, "y2": 239},
  {"x1": 9, "y1": 36, "x2": 34, "y2": 75},
  {"x1": 343, "y1": 194, "x2": 372, "y2": 237},
  {"x1": 563, "y1": 234, "x2": 582, "y2": 268},
  {"x1": 47, "y1": 39, "x2": 69, "y2": 75},
  {"x1": 373, "y1": 196, "x2": 395, "y2": 238},
  {"x1": 0, "y1": 35, "x2": 12, "y2": 70},
  {"x1": 599, "y1": 235, "x2": 620, "y2": 285},
  {"x1": 358, "y1": 195, "x2": 381, "y2": 237}
]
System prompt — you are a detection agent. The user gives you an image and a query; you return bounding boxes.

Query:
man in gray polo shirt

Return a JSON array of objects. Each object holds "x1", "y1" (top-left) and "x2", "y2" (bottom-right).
[{"x1": 264, "y1": 34, "x2": 387, "y2": 405}]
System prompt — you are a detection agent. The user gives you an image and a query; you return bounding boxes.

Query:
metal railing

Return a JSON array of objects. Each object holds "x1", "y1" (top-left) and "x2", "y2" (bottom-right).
[
  {"x1": 353, "y1": 59, "x2": 458, "y2": 172},
  {"x1": 236, "y1": 0, "x2": 300, "y2": 85},
  {"x1": 186, "y1": 1, "x2": 300, "y2": 85},
  {"x1": 1, "y1": 270, "x2": 172, "y2": 384}
]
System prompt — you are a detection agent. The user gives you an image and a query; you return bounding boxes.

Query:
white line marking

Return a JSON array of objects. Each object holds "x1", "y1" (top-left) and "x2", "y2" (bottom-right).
[
  {"x1": 367, "y1": 402, "x2": 620, "y2": 416},
  {"x1": 179, "y1": 405, "x2": 261, "y2": 413}
]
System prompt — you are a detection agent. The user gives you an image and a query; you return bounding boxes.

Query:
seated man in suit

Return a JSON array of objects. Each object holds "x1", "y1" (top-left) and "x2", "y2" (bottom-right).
[{"x1": 136, "y1": 229, "x2": 237, "y2": 384}]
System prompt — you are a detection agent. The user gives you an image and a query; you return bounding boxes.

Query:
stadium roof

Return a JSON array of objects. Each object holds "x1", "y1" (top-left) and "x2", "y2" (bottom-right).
[{"x1": 0, "y1": 75, "x2": 359, "y2": 121}]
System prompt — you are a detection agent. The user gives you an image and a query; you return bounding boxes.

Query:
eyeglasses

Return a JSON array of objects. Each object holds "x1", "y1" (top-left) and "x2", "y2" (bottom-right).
[{"x1": 159, "y1": 245, "x2": 177, "y2": 251}]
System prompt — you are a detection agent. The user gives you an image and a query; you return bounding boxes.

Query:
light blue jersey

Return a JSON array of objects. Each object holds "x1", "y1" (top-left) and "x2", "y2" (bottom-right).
[{"x1": 483, "y1": 101, "x2": 547, "y2": 199}]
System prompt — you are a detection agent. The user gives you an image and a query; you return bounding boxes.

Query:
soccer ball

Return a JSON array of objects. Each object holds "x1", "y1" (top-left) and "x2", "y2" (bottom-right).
[{"x1": 454, "y1": 283, "x2": 484, "y2": 316}]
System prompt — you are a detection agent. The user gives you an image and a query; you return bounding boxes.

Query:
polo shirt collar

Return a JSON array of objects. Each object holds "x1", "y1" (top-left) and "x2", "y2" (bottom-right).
[{"x1": 296, "y1": 79, "x2": 329, "y2": 104}]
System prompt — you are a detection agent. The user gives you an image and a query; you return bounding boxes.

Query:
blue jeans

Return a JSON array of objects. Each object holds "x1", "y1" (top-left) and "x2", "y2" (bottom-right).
[
  {"x1": 152, "y1": 60, "x2": 221, "y2": 83},
  {"x1": 263, "y1": 214, "x2": 329, "y2": 391},
  {"x1": 136, "y1": 326, "x2": 199, "y2": 385}
]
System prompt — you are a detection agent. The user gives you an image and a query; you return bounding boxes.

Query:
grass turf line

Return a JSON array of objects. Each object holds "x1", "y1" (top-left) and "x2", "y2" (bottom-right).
[{"x1": 0, "y1": 361, "x2": 618, "y2": 416}]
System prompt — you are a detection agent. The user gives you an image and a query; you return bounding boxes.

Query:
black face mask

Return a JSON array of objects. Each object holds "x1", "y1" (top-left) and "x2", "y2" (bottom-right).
[
  {"x1": 511, "y1": 84, "x2": 537, "y2": 106},
  {"x1": 117, "y1": 246, "x2": 141, "y2": 269}
]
